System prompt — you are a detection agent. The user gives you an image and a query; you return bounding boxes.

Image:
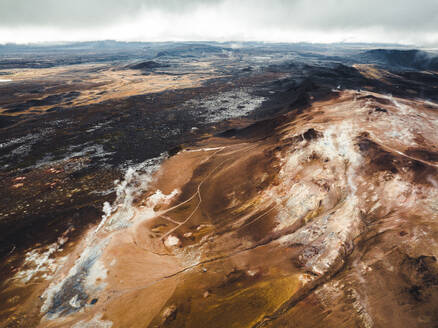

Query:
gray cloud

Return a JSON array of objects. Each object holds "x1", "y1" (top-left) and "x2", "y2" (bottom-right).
[
  {"x1": 0, "y1": 0, "x2": 437, "y2": 45},
  {"x1": 0, "y1": 0, "x2": 213, "y2": 27}
]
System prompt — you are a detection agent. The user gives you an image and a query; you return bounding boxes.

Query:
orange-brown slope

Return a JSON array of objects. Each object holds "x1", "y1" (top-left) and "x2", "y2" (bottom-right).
[{"x1": 4, "y1": 90, "x2": 438, "y2": 328}]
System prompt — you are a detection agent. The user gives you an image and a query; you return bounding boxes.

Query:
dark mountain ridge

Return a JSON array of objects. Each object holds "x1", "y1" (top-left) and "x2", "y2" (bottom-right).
[{"x1": 359, "y1": 49, "x2": 438, "y2": 70}]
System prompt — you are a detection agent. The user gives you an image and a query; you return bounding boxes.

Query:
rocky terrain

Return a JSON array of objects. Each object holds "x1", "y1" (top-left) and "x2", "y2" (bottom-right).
[{"x1": 0, "y1": 42, "x2": 437, "y2": 327}]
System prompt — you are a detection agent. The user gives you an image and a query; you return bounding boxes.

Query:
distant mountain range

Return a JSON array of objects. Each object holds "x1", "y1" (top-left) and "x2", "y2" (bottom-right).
[
  {"x1": 1, "y1": 41, "x2": 437, "y2": 72},
  {"x1": 358, "y1": 49, "x2": 438, "y2": 70}
]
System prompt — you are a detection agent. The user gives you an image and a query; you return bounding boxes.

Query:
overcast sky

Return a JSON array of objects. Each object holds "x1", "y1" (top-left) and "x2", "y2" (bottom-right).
[{"x1": 1, "y1": 0, "x2": 438, "y2": 45}]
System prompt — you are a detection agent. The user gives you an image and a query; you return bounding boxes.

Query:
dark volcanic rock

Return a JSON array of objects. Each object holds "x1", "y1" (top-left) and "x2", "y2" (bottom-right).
[
  {"x1": 128, "y1": 60, "x2": 169, "y2": 70},
  {"x1": 4, "y1": 91, "x2": 81, "y2": 113}
]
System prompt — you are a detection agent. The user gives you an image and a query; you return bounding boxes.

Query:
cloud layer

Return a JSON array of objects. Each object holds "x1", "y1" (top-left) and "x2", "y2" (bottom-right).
[{"x1": 1, "y1": 0, "x2": 437, "y2": 45}]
